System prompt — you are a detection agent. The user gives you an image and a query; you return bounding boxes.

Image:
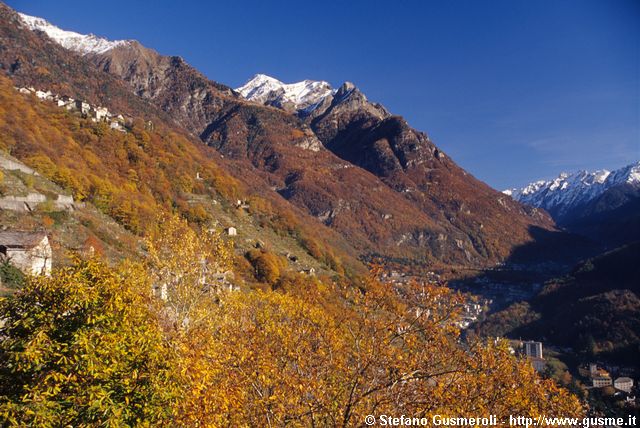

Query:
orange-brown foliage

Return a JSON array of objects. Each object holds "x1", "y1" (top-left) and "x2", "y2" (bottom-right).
[{"x1": 0, "y1": 76, "x2": 238, "y2": 233}]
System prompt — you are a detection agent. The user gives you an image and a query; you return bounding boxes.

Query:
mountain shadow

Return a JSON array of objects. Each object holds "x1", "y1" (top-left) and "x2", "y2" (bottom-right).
[{"x1": 473, "y1": 240, "x2": 640, "y2": 369}]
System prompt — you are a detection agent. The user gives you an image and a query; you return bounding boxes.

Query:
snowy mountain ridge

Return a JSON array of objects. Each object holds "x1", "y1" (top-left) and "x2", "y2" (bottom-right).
[
  {"x1": 18, "y1": 12, "x2": 130, "y2": 55},
  {"x1": 504, "y1": 161, "x2": 640, "y2": 219},
  {"x1": 236, "y1": 74, "x2": 336, "y2": 113}
]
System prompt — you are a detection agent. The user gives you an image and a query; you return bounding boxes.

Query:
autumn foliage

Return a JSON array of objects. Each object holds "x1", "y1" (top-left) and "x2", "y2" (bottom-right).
[
  {"x1": 0, "y1": 76, "x2": 239, "y2": 233},
  {"x1": 0, "y1": 258, "x2": 175, "y2": 426},
  {"x1": 0, "y1": 218, "x2": 584, "y2": 426},
  {"x1": 0, "y1": 76, "x2": 358, "y2": 273}
]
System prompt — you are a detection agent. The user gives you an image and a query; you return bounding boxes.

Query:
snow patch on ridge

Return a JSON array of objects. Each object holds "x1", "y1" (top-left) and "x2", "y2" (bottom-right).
[{"x1": 18, "y1": 12, "x2": 130, "y2": 55}]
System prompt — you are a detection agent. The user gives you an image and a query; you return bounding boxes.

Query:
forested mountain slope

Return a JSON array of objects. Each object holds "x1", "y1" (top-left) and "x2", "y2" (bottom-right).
[{"x1": 3, "y1": 4, "x2": 559, "y2": 268}]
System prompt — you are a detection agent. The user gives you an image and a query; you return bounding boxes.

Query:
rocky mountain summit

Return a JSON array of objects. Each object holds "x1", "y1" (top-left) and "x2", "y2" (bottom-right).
[
  {"x1": 236, "y1": 74, "x2": 335, "y2": 114},
  {"x1": 236, "y1": 74, "x2": 390, "y2": 121}
]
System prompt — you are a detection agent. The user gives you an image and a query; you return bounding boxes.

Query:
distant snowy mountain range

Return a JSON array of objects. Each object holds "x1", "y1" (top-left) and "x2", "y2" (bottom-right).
[
  {"x1": 504, "y1": 161, "x2": 640, "y2": 222},
  {"x1": 18, "y1": 13, "x2": 130, "y2": 55}
]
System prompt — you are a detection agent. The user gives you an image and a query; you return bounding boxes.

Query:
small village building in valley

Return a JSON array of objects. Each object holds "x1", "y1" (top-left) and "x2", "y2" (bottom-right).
[
  {"x1": 614, "y1": 377, "x2": 634, "y2": 393},
  {"x1": 521, "y1": 341, "x2": 546, "y2": 372}
]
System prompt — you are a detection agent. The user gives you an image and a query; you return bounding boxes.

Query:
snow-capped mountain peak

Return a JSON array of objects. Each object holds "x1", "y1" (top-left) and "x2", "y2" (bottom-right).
[
  {"x1": 18, "y1": 12, "x2": 130, "y2": 55},
  {"x1": 503, "y1": 161, "x2": 640, "y2": 221},
  {"x1": 236, "y1": 74, "x2": 282, "y2": 101},
  {"x1": 236, "y1": 74, "x2": 335, "y2": 113}
]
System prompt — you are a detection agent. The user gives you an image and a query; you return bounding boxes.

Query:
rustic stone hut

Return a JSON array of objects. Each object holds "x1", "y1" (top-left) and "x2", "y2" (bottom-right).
[{"x1": 0, "y1": 231, "x2": 52, "y2": 276}]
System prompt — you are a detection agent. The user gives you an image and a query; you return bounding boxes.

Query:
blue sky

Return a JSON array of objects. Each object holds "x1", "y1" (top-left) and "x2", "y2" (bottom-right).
[{"x1": 8, "y1": 0, "x2": 639, "y2": 189}]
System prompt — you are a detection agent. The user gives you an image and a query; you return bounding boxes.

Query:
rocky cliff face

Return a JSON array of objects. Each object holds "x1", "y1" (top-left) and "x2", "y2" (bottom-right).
[
  {"x1": 7, "y1": 4, "x2": 559, "y2": 268},
  {"x1": 304, "y1": 80, "x2": 553, "y2": 263},
  {"x1": 88, "y1": 41, "x2": 238, "y2": 136},
  {"x1": 236, "y1": 75, "x2": 556, "y2": 259}
]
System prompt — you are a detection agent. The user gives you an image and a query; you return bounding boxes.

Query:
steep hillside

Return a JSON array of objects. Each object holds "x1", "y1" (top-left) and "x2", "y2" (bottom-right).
[
  {"x1": 236, "y1": 75, "x2": 551, "y2": 259},
  {"x1": 237, "y1": 75, "x2": 558, "y2": 265},
  {"x1": 307, "y1": 83, "x2": 554, "y2": 262},
  {"x1": 0, "y1": 75, "x2": 364, "y2": 281},
  {"x1": 1, "y1": 4, "x2": 374, "y2": 277},
  {"x1": 86, "y1": 37, "x2": 556, "y2": 267},
  {"x1": 0, "y1": 151, "x2": 140, "y2": 297},
  {"x1": 6, "y1": 3, "x2": 559, "y2": 269}
]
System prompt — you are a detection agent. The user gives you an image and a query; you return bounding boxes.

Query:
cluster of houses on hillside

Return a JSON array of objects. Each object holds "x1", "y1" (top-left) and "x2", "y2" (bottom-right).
[
  {"x1": 16, "y1": 86, "x2": 127, "y2": 132},
  {"x1": 458, "y1": 300, "x2": 489, "y2": 329},
  {"x1": 383, "y1": 270, "x2": 442, "y2": 286}
]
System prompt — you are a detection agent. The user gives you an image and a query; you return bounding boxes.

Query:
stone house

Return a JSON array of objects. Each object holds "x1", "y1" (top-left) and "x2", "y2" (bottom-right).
[
  {"x1": 56, "y1": 96, "x2": 75, "y2": 109},
  {"x1": 110, "y1": 121, "x2": 125, "y2": 132},
  {"x1": 225, "y1": 227, "x2": 237, "y2": 236},
  {"x1": 75, "y1": 100, "x2": 91, "y2": 115},
  {"x1": 63, "y1": 97, "x2": 76, "y2": 110},
  {"x1": 35, "y1": 90, "x2": 53, "y2": 100},
  {"x1": 0, "y1": 231, "x2": 52, "y2": 276},
  {"x1": 91, "y1": 106, "x2": 110, "y2": 121}
]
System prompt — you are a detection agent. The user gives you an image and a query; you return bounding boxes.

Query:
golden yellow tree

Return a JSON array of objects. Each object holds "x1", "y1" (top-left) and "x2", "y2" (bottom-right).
[
  {"x1": 0, "y1": 203, "x2": 584, "y2": 426},
  {"x1": 144, "y1": 213, "x2": 233, "y2": 332},
  {"x1": 168, "y1": 267, "x2": 584, "y2": 426},
  {"x1": 0, "y1": 258, "x2": 177, "y2": 426}
]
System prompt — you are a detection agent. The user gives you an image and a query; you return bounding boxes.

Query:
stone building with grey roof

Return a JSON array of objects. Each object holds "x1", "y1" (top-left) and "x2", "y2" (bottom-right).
[{"x1": 0, "y1": 231, "x2": 52, "y2": 276}]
